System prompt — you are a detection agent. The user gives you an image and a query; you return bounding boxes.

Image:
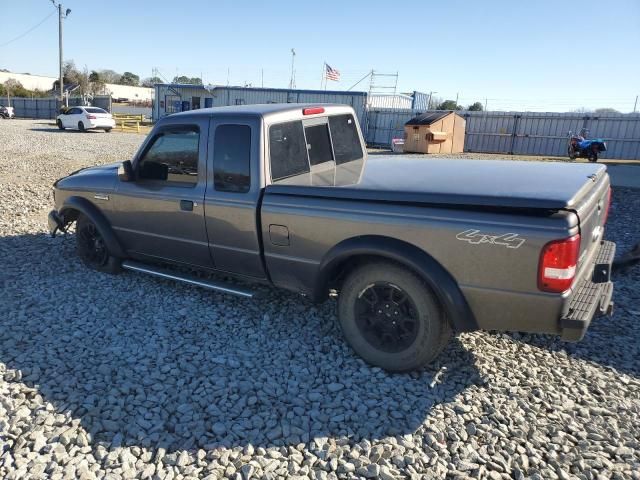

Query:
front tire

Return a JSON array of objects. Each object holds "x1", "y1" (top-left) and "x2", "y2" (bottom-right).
[
  {"x1": 338, "y1": 261, "x2": 451, "y2": 372},
  {"x1": 589, "y1": 147, "x2": 598, "y2": 162},
  {"x1": 568, "y1": 146, "x2": 577, "y2": 160},
  {"x1": 78, "y1": 121, "x2": 85, "y2": 132},
  {"x1": 76, "y1": 214, "x2": 120, "y2": 274},
  {"x1": 57, "y1": 119, "x2": 65, "y2": 130},
  {"x1": 105, "y1": 128, "x2": 112, "y2": 133}
]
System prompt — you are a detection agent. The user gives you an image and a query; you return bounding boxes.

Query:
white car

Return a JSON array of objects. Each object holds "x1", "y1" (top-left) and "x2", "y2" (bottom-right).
[
  {"x1": 56, "y1": 106, "x2": 116, "y2": 132},
  {"x1": 0, "y1": 105, "x2": 15, "y2": 119}
]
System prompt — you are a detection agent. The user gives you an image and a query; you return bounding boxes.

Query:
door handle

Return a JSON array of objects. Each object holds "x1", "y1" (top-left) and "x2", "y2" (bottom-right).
[{"x1": 179, "y1": 200, "x2": 194, "y2": 211}]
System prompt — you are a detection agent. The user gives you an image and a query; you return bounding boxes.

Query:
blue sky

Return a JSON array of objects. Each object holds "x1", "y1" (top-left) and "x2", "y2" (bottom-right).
[{"x1": 1, "y1": 0, "x2": 639, "y2": 112}]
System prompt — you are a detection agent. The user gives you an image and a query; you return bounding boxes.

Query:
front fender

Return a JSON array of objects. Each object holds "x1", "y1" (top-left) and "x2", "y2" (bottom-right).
[
  {"x1": 59, "y1": 196, "x2": 125, "y2": 258},
  {"x1": 315, "y1": 235, "x2": 478, "y2": 333}
]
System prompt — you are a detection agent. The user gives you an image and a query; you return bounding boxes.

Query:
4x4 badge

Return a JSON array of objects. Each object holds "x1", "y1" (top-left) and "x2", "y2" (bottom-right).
[{"x1": 456, "y1": 229, "x2": 525, "y2": 249}]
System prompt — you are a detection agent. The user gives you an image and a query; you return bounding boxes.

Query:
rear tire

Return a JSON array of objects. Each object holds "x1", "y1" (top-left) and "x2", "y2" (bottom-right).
[
  {"x1": 338, "y1": 261, "x2": 451, "y2": 372},
  {"x1": 78, "y1": 121, "x2": 85, "y2": 132},
  {"x1": 57, "y1": 119, "x2": 65, "y2": 130},
  {"x1": 589, "y1": 149, "x2": 598, "y2": 162},
  {"x1": 76, "y1": 214, "x2": 121, "y2": 274},
  {"x1": 105, "y1": 128, "x2": 112, "y2": 133}
]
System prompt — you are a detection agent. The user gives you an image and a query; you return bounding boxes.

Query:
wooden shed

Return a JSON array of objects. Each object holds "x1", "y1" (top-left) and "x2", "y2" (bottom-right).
[{"x1": 403, "y1": 111, "x2": 466, "y2": 154}]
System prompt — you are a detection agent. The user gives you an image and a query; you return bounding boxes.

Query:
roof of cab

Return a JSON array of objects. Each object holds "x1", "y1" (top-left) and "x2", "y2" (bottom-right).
[{"x1": 167, "y1": 103, "x2": 348, "y2": 120}]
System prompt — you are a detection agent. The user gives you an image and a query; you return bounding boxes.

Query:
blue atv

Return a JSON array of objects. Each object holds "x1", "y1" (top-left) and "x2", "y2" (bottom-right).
[{"x1": 568, "y1": 128, "x2": 606, "y2": 162}]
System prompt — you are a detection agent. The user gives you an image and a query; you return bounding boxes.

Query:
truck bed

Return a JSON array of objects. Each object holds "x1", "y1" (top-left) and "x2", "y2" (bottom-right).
[{"x1": 267, "y1": 156, "x2": 608, "y2": 211}]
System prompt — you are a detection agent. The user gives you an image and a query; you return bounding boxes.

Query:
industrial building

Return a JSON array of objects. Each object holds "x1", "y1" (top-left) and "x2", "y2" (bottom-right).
[{"x1": 153, "y1": 84, "x2": 368, "y2": 123}]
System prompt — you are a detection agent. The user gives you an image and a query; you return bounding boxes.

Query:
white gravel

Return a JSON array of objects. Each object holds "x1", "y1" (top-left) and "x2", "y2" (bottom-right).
[{"x1": 1, "y1": 119, "x2": 639, "y2": 479}]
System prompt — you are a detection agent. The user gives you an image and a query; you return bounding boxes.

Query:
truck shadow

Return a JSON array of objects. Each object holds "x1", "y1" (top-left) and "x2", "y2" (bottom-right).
[{"x1": 0, "y1": 231, "x2": 481, "y2": 455}]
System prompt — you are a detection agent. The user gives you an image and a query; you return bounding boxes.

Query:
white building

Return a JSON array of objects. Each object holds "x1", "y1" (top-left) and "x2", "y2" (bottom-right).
[{"x1": 0, "y1": 71, "x2": 153, "y2": 102}]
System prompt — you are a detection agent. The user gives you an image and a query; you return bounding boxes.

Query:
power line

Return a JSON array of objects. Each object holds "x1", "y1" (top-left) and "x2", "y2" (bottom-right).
[{"x1": 0, "y1": 11, "x2": 56, "y2": 48}]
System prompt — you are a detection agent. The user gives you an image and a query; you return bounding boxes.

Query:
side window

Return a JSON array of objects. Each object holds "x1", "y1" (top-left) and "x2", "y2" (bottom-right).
[
  {"x1": 270, "y1": 121, "x2": 309, "y2": 181},
  {"x1": 328, "y1": 114, "x2": 363, "y2": 164},
  {"x1": 304, "y1": 123, "x2": 334, "y2": 166},
  {"x1": 214, "y1": 124, "x2": 251, "y2": 193},
  {"x1": 138, "y1": 127, "x2": 199, "y2": 186}
]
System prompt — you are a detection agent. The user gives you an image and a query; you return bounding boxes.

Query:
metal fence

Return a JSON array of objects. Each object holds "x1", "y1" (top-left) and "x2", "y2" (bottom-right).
[
  {"x1": 6, "y1": 96, "x2": 112, "y2": 119},
  {"x1": 365, "y1": 109, "x2": 640, "y2": 160}
]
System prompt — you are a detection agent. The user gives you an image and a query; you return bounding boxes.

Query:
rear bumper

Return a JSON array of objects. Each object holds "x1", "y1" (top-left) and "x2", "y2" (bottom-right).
[
  {"x1": 560, "y1": 240, "x2": 615, "y2": 341},
  {"x1": 88, "y1": 119, "x2": 116, "y2": 129}
]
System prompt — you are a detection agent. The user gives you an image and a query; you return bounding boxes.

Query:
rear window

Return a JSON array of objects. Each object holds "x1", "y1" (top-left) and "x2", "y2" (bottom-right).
[
  {"x1": 270, "y1": 121, "x2": 309, "y2": 181},
  {"x1": 304, "y1": 124, "x2": 334, "y2": 165},
  {"x1": 84, "y1": 107, "x2": 108, "y2": 114},
  {"x1": 328, "y1": 114, "x2": 363, "y2": 164}
]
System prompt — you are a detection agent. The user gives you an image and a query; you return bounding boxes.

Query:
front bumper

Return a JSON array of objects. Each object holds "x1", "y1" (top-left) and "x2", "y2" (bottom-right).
[
  {"x1": 560, "y1": 240, "x2": 615, "y2": 341},
  {"x1": 48, "y1": 210, "x2": 65, "y2": 237}
]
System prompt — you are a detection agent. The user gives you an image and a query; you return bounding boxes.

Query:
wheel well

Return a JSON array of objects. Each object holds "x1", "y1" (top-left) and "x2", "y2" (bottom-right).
[
  {"x1": 316, "y1": 236, "x2": 478, "y2": 333},
  {"x1": 328, "y1": 254, "x2": 452, "y2": 325},
  {"x1": 60, "y1": 207, "x2": 80, "y2": 225}
]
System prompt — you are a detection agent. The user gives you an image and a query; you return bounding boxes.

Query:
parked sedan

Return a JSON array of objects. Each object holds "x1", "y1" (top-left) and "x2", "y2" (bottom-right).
[{"x1": 56, "y1": 106, "x2": 116, "y2": 132}]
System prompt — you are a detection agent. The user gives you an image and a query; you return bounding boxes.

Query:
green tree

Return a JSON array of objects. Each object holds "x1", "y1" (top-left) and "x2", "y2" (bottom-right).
[
  {"x1": 467, "y1": 102, "x2": 483, "y2": 111},
  {"x1": 119, "y1": 71, "x2": 140, "y2": 86},
  {"x1": 593, "y1": 107, "x2": 620, "y2": 115},
  {"x1": 436, "y1": 99, "x2": 462, "y2": 110},
  {"x1": 89, "y1": 70, "x2": 106, "y2": 96},
  {"x1": 172, "y1": 75, "x2": 202, "y2": 85}
]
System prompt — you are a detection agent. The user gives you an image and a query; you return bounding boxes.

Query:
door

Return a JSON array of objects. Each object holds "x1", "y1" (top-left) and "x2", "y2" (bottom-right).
[
  {"x1": 62, "y1": 107, "x2": 82, "y2": 128},
  {"x1": 192, "y1": 97, "x2": 200, "y2": 110},
  {"x1": 112, "y1": 118, "x2": 213, "y2": 268},
  {"x1": 204, "y1": 117, "x2": 265, "y2": 278}
]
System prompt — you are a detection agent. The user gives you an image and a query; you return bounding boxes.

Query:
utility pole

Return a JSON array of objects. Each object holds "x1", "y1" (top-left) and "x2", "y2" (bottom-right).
[
  {"x1": 289, "y1": 48, "x2": 296, "y2": 89},
  {"x1": 484, "y1": 97, "x2": 488, "y2": 111},
  {"x1": 634, "y1": 95, "x2": 638, "y2": 113},
  {"x1": 51, "y1": 1, "x2": 70, "y2": 107}
]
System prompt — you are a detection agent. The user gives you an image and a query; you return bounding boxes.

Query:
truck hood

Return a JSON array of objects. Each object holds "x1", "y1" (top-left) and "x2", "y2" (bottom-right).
[
  {"x1": 55, "y1": 162, "x2": 121, "y2": 190},
  {"x1": 267, "y1": 155, "x2": 608, "y2": 211},
  {"x1": 354, "y1": 155, "x2": 608, "y2": 210}
]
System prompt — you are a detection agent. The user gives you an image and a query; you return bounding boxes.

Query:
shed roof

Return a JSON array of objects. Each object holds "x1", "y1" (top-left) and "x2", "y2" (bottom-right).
[{"x1": 405, "y1": 111, "x2": 456, "y2": 126}]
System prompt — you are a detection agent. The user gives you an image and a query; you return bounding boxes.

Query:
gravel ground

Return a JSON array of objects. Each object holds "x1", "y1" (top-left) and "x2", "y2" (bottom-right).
[{"x1": 1, "y1": 119, "x2": 639, "y2": 479}]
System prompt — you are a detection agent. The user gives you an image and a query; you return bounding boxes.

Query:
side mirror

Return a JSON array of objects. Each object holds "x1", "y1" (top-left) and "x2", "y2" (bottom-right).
[{"x1": 118, "y1": 160, "x2": 135, "y2": 182}]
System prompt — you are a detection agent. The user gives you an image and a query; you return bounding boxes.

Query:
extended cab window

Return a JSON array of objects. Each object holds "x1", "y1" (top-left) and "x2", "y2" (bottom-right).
[
  {"x1": 328, "y1": 114, "x2": 363, "y2": 164},
  {"x1": 270, "y1": 121, "x2": 309, "y2": 181},
  {"x1": 214, "y1": 124, "x2": 251, "y2": 193},
  {"x1": 138, "y1": 128, "x2": 199, "y2": 186}
]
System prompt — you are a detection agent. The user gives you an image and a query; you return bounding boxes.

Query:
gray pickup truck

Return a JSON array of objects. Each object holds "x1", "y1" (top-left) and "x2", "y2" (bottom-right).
[{"x1": 49, "y1": 104, "x2": 615, "y2": 371}]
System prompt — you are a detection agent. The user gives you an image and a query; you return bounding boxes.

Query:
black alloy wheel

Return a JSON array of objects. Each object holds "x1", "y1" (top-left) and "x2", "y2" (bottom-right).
[
  {"x1": 354, "y1": 282, "x2": 419, "y2": 353},
  {"x1": 77, "y1": 219, "x2": 109, "y2": 268}
]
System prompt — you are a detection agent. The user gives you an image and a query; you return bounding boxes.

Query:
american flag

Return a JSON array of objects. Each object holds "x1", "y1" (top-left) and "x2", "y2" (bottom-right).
[{"x1": 325, "y1": 63, "x2": 340, "y2": 81}]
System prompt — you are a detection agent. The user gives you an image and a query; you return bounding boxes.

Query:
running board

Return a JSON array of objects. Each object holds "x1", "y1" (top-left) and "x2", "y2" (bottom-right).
[{"x1": 121, "y1": 260, "x2": 254, "y2": 298}]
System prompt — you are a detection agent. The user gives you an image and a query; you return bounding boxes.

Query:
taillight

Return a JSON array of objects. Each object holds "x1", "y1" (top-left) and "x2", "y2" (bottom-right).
[
  {"x1": 603, "y1": 187, "x2": 612, "y2": 225},
  {"x1": 86, "y1": 114, "x2": 97, "y2": 119},
  {"x1": 538, "y1": 234, "x2": 581, "y2": 293},
  {"x1": 303, "y1": 107, "x2": 324, "y2": 115}
]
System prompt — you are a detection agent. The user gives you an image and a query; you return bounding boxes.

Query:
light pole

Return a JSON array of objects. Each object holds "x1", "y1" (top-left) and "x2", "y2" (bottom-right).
[
  {"x1": 51, "y1": 1, "x2": 71, "y2": 107},
  {"x1": 289, "y1": 48, "x2": 296, "y2": 89}
]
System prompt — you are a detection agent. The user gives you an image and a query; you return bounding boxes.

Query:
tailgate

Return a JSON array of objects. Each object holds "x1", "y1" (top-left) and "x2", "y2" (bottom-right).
[{"x1": 572, "y1": 172, "x2": 611, "y2": 283}]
